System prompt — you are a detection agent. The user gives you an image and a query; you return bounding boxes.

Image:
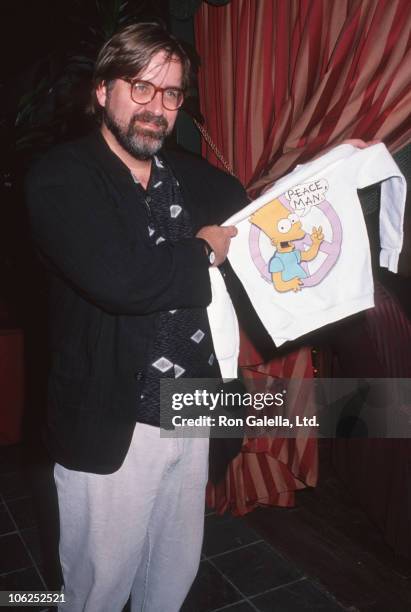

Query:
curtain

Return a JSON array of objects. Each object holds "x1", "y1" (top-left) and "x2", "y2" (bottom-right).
[
  {"x1": 330, "y1": 281, "x2": 411, "y2": 558},
  {"x1": 196, "y1": 0, "x2": 411, "y2": 516},
  {"x1": 195, "y1": 0, "x2": 411, "y2": 198},
  {"x1": 206, "y1": 346, "x2": 318, "y2": 514}
]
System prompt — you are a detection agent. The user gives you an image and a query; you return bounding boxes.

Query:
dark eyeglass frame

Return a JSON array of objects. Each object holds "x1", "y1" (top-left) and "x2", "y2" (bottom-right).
[{"x1": 123, "y1": 78, "x2": 185, "y2": 111}]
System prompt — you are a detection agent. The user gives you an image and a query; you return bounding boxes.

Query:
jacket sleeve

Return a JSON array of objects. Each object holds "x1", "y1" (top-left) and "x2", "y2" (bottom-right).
[{"x1": 25, "y1": 153, "x2": 212, "y2": 315}]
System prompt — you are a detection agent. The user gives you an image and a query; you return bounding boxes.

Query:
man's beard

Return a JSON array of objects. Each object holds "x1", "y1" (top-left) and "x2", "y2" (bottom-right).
[{"x1": 104, "y1": 108, "x2": 170, "y2": 160}]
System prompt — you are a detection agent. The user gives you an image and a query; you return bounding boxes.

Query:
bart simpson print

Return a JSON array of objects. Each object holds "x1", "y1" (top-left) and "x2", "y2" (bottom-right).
[{"x1": 250, "y1": 198, "x2": 324, "y2": 292}]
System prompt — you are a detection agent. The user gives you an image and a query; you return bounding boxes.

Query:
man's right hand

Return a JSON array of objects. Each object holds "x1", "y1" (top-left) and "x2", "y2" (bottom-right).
[{"x1": 196, "y1": 225, "x2": 238, "y2": 266}]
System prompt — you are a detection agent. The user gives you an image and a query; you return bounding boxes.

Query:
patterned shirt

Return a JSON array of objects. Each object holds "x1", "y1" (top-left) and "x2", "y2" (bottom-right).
[{"x1": 132, "y1": 155, "x2": 221, "y2": 426}]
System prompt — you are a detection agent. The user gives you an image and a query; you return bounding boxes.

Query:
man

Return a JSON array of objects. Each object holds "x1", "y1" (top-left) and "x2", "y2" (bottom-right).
[{"x1": 26, "y1": 22, "x2": 247, "y2": 612}]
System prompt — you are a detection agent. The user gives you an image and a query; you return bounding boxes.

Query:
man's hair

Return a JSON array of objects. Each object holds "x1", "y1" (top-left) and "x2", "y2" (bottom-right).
[{"x1": 89, "y1": 22, "x2": 191, "y2": 121}]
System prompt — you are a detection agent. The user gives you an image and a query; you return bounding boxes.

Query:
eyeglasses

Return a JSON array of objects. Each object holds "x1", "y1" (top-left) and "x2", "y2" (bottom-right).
[{"x1": 123, "y1": 78, "x2": 184, "y2": 111}]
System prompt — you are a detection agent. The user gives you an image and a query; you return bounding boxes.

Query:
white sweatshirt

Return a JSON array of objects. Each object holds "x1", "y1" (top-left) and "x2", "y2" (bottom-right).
[
  {"x1": 207, "y1": 267, "x2": 240, "y2": 378},
  {"x1": 218, "y1": 143, "x2": 406, "y2": 348}
]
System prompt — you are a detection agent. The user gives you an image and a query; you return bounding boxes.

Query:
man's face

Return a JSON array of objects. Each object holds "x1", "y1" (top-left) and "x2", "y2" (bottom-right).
[{"x1": 97, "y1": 51, "x2": 183, "y2": 160}]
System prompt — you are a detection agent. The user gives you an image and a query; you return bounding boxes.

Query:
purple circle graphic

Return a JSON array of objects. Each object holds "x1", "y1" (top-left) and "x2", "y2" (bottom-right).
[{"x1": 249, "y1": 199, "x2": 342, "y2": 288}]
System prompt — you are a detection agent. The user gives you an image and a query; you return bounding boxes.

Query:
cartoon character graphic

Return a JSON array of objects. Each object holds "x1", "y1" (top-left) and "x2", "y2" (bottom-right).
[{"x1": 250, "y1": 198, "x2": 324, "y2": 292}]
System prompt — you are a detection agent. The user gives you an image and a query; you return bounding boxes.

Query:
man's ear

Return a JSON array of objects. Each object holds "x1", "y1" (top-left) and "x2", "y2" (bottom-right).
[{"x1": 95, "y1": 81, "x2": 108, "y2": 108}]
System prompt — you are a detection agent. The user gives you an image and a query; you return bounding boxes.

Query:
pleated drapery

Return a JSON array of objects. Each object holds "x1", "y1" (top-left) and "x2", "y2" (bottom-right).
[
  {"x1": 195, "y1": 0, "x2": 411, "y2": 198},
  {"x1": 196, "y1": 0, "x2": 411, "y2": 516},
  {"x1": 206, "y1": 346, "x2": 318, "y2": 515}
]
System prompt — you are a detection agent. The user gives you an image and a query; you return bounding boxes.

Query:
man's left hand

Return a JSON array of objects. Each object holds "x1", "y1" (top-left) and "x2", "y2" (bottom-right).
[{"x1": 341, "y1": 139, "x2": 381, "y2": 148}]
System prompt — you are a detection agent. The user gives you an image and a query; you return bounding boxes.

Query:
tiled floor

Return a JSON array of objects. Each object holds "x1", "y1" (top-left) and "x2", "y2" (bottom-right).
[
  {"x1": 183, "y1": 512, "x2": 345, "y2": 611},
  {"x1": 0, "y1": 447, "x2": 48, "y2": 611},
  {"x1": 0, "y1": 443, "x2": 346, "y2": 612}
]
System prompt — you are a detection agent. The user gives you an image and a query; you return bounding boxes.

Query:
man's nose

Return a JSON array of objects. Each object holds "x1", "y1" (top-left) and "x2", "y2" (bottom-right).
[{"x1": 145, "y1": 90, "x2": 164, "y2": 116}]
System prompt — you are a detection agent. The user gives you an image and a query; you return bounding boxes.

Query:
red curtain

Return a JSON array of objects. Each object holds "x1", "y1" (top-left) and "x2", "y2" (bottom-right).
[
  {"x1": 196, "y1": 0, "x2": 411, "y2": 516},
  {"x1": 206, "y1": 347, "x2": 318, "y2": 515},
  {"x1": 195, "y1": 0, "x2": 411, "y2": 198}
]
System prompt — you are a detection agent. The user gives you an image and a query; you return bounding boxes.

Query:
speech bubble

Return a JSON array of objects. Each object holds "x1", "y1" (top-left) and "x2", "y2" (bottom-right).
[{"x1": 284, "y1": 178, "x2": 329, "y2": 216}]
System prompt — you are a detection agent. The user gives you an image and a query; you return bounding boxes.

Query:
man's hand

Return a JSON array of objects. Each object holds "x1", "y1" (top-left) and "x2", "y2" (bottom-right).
[
  {"x1": 341, "y1": 139, "x2": 380, "y2": 148},
  {"x1": 196, "y1": 225, "x2": 238, "y2": 266},
  {"x1": 311, "y1": 139, "x2": 381, "y2": 162}
]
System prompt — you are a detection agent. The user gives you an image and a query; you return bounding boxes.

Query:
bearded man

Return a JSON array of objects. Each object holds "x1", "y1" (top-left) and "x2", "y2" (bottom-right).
[{"x1": 26, "y1": 22, "x2": 247, "y2": 612}]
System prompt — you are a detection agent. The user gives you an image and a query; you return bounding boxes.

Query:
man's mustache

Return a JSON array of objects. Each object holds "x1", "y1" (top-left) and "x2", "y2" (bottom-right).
[{"x1": 132, "y1": 111, "x2": 168, "y2": 130}]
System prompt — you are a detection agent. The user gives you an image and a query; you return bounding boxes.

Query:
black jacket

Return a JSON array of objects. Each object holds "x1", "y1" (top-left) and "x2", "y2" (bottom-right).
[{"x1": 25, "y1": 130, "x2": 249, "y2": 473}]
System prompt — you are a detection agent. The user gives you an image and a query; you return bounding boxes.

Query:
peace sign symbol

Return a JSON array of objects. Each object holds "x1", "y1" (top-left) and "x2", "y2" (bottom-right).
[{"x1": 249, "y1": 197, "x2": 342, "y2": 288}]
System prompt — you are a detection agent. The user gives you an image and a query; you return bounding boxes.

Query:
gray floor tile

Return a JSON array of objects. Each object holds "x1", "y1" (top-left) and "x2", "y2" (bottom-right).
[
  {"x1": 0, "y1": 533, "x2": 32, "y2": 574},
  {"x1": 182, "y1": 560, "x2": 242, "y2": 611},
  {"x1": 203, "y1": 513, "x2": 261, "y2": 558},
  {"x1": 6, "y1": 496, "x2": 38, "y2": 530},
  {"x1": 212, "y1": 541, "x2": 303, "y2": 598},
  {"x1": 0, "y1": 565, "x2": 44, "y2": 590},
  {"x1": 0, "y1": 502, "x2": 15, "y2": 535},
  {"x1": 213, "y1": 602, "x2": 256, "y2": 611},
  {"x1": 21, "y1": 526, "x2": 44, "y2": 566},
  {"x1": 251, "y1": 578, "x2": 346, "y2": 611}
]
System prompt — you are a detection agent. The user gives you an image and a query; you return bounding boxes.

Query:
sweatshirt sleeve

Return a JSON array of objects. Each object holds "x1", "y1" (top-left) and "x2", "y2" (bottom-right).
[
  {"x1": 354, "y1": 143, "x2": 407, "y2": 273},
  {"x1": 25, "y1": 153, "x2": 212, "y2": 315}
]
